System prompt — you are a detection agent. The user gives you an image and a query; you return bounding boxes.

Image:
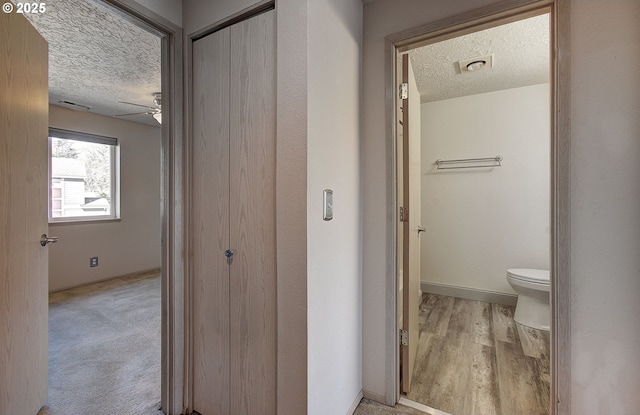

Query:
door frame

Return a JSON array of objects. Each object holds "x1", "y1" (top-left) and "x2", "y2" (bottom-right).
[
  {"x1": 384, "y1": 1, "x2": 571, "y2": 413},
  {"x1": 93, "y1": 2, "x2": 184, "y2": 414}
]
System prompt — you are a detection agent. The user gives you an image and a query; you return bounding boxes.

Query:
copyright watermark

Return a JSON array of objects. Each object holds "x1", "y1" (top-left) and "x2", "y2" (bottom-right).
[{"x1": 3, "y1": 2, "x2": 47, "y2": 13}]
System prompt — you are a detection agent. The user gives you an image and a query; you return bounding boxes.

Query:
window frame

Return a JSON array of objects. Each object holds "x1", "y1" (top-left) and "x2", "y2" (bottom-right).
[{"x1": 48, "y1": 127, "x2": 120, "y2": 223}]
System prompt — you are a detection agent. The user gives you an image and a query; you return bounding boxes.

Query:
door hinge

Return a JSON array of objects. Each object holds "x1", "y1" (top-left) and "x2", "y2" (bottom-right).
[
  {"x1": 400, "y1": 206, "x2": 408, "y2": 223},
  {"x1": 399, "y1": 83, "x2": 408, "y2": 100},
  {"x1": 400, "y1": 329, "x2": 408, "y2": 346}
]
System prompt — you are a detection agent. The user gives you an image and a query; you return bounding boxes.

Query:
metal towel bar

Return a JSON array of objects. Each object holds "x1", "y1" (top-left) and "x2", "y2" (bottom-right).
[{"x1": 435, "y1": 155, "x2": 503, "y2": 170}]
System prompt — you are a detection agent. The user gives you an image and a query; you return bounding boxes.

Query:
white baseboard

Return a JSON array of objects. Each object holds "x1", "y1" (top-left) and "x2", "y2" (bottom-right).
[
  {"x1": 362, "y1": 389, "x2": 386, "y2": 404},
  {"x1": 347, "y1": 390, "x2": 364, "y2": 415},
  {"x1": 398, "y1": 397, "x2": 452, "y2": 415},
  {"x1": 49, "y1": 267, "x2": 161, "y2": 293},
  {"x1": 420, "y1": 281, "x2": 517, "y2": 306}
]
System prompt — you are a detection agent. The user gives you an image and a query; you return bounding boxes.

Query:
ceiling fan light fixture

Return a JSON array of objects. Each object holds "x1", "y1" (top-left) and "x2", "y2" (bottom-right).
[{"x1": 153, "y1": 112, "x2": 162, "y2": 124}]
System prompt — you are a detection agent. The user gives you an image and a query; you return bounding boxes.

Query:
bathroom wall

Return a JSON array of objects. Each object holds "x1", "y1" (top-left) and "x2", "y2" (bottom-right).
[
  {"x1": 420, "y1": 83, "x2": 550, "y2": 296},
  {"x1": 48, "y1": 105, "x2": 161, "y2": 291}
]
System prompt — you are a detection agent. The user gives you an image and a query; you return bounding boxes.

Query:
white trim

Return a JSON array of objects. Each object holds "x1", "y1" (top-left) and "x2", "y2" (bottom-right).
[
  {"x1": 49, "y1": 127, "x2": 117, "y2": 146},
  {"x1": 398, "y1": 397, "x2": 451, "y2": 415},
  {"x1": 347, "y1": 391, "x2": 364, "y2": 415},
  {"x1": 420, "y1": 281, "x2": 518, "y2": 307},
  {"x1": 93, "y1": 2, "x2": 184, "y2": 414},
  {"x1": 362, "y1": 389, "x2": 387, "y2": 403}
]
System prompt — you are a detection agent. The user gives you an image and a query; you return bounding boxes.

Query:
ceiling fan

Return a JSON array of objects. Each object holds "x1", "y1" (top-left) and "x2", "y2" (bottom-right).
[{"x1": 115, "y1": 92, "x2": 162, "y2": 124}]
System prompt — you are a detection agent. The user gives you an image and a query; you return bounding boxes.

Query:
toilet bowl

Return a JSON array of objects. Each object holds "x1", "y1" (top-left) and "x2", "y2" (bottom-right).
[{"x1": 506, "y1": 268, "x2": 550, "y2": 331}]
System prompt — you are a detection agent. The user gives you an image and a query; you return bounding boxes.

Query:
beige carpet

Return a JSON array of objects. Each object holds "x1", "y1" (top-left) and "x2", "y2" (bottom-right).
[{"x1": 39, "y1": 271, "x2": 162, "y2": 415}]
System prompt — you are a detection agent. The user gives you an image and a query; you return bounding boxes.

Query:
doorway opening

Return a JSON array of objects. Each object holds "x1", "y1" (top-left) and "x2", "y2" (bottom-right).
[
  {"x1": 391, "y1": 4, "x2": 559, "y2": 414},
  {"x1": 20, "y1": 0, "x2": 183, "y2": 413}
]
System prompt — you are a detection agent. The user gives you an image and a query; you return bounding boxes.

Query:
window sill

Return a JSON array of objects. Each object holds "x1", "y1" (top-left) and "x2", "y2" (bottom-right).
[{"x1": 49, "y1": 218, "x2": 122, "y2": 226}]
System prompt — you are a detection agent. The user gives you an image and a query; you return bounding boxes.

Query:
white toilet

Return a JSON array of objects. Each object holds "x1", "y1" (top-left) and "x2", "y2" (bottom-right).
[{"x1": 506, "y1": 268, "x2": 550, "y2": 331}]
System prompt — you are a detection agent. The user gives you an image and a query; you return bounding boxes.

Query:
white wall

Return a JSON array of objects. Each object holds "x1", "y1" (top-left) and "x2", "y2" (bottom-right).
[
  {"x1": 307, "y1": 1, "x2": 363, "y2": 414},
  {"x1": 183, "y1": 0, "x2": 259, "y2": 34},
  {"x1": 48, "y1": 105, "x2": 161, "y2": 291},
  {"x1": 570, "y1": 0, "x2": 640, "y2": 412},
  {"x1": 420, "y1": 84, "x2": 550, "y2": 294},
  {"x1": 363, "y1": 0, "x2": 640, "y2": 410},
  {"x1": 361, "y1": 0, "x2": 501, "y2": 402},
  {"x1": 132, "y1": 0, "x2": 182, "y2": 27}
]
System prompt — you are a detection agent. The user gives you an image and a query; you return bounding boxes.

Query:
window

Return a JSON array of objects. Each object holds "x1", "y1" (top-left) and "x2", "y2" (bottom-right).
[{"x1": 48, "y1": 128, "x2": 119, "y2": 221}]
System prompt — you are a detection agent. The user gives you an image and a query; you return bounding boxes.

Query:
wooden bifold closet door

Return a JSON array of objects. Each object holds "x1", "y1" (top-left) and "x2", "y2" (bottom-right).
[{"x1": 191, "y1": 9, "x2": 276, "y2": 415}]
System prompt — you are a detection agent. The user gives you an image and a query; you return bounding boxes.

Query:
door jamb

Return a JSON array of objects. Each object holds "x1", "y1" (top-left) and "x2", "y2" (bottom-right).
[
  {"x1": 384, "y1": 1, "x2": 570, "y2": 414},
  {"x1": 91, "y1": 2, "x2": 185, "y2": 414}
]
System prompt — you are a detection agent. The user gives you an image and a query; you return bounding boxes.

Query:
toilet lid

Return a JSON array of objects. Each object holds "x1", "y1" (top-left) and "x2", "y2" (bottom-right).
[{"x1": 507, "y1": 268, "x2": 549, "y2": 284}]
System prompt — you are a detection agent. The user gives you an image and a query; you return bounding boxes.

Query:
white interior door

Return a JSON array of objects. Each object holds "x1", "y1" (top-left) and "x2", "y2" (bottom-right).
[
  {"x1": 400, "y1": 53, "x2": 422, "y2": 395},
  {"x1": 0, "y1": 11, "x2": 49, "y2": 415}
]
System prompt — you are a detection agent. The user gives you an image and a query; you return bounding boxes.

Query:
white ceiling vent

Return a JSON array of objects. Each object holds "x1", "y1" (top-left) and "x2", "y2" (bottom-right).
[{"x1": 457, "y1": 54, "x2": 494, "y2": 74}]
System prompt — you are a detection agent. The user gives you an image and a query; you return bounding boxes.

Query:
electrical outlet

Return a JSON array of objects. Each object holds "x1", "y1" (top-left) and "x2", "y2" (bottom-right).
[{"x1": 90, "y1": 257, "x2": 98, "y2": 267}]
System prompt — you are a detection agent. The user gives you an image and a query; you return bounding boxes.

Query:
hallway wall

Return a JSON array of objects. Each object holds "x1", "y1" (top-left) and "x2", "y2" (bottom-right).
[
  {"x1": 569, "y1": 0, "x2": 640, "y2": 411},
  {"x1": 183, "y1": 1, "x2": 364, "y2": 413},
  {"x1": 307, "y1": 1, "x2": 363, "y2": 414}
]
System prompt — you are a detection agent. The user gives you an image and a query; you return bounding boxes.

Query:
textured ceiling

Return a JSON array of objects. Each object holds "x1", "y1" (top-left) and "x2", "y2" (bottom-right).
[
  {"x1": 21, "y1": 2, "x2": 547, "y2": 124},
  {"x1": 409, "y1": 14, "x2": 549, "y2": 103},
  {"x1": 21, "y1": 0, "x2": 162, "y2": 127}
]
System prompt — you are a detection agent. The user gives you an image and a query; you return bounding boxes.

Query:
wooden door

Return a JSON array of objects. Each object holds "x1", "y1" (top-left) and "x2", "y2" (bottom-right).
[
  {"x1": 228, "y1": 11, "x2": 276, "y2": 414},
  {"x1": 191, "y1": 9, "x2": 276, "y2": 415},
  {"x1": 400, "y1": 53, "x2": 421, "y2": 394},
  {"x1": 0, "y1": 11, "x2": 49, "y2": 415},
  {"x1": 192, "y1": 25, "x2": 231, "y2": 415}
]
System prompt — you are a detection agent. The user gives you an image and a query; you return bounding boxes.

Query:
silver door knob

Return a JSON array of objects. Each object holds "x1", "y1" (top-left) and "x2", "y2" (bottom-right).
[
  {"x1": 40, "y1": 234, "x2": 59, "y2": 247},
  {"x1": 224, "y1": 249, "x2": 234, "y2": 264}
]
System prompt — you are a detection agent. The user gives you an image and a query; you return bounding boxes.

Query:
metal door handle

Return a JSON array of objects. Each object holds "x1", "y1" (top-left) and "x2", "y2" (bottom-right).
[
  {"x1": 40, "y1": 234, "x2": 59, "y2": 247},
  {"x1": 417, "y1": 227, "x2": 426, "y2": 234},
  {"x1": 224, "y1": 249, "x2": 234, "y2": 264}
]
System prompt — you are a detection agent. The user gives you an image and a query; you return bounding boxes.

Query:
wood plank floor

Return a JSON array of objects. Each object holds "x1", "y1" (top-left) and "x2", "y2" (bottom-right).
[{"x1": 405, "y1": 294, "x2": 550, "y2": 415}]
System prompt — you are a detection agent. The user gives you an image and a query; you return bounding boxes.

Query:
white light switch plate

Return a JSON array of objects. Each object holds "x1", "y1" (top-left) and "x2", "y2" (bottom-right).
[{"x1": 323, "y1": 189, "x2": 333, "y2": 221}]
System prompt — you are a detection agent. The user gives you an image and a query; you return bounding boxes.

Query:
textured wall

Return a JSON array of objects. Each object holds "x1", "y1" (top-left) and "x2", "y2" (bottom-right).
[{"x1": 48, "y1": 105, "x2": 161, "y2": 291}]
